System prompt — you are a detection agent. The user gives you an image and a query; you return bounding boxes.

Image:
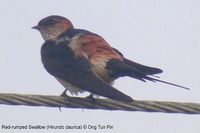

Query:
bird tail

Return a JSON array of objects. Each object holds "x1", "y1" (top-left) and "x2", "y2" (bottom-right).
[
  {"x1": 143, "y1": 76, "x2": 190, "y2": 90},
  {"x1": 107, "y1": 59, "x2": 190, "y2": 90},
  {"x1": 125, "y1": 66, "x2": 190, "y2": 90},
  {"x1": 123, "y1": 58, "x2": 163, "y2": 75}
]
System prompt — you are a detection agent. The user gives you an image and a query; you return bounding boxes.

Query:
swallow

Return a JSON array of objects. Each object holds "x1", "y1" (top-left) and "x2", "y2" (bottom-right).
[{"x1": 32, "y1": 15, "x2": 189, "y2": 102}]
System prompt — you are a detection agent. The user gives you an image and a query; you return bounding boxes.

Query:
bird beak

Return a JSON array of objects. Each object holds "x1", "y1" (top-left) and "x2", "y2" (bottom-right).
[{"x1": 32, "y1": 25, "x2": 40, "y2": 30}]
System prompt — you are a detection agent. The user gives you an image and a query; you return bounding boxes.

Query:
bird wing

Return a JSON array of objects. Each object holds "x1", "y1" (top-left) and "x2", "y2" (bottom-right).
[
  {"x1": 112, "y1": 48, "x2": 163, "y2": 75},
  {"x1": 70, "y1": 34, "x2": 123, "y2": 63},
  {"x1": 123, "y1": 58, "x2": 163, "y2": 75},
  {"x1": 73, "y1": 34, "x2": 162, "y2": 81},
  {"x1": 60, "y1": 30, "x2": 188, "y2": 90},
  {"x1": 67, "y1": 33, "x2": 124, "y2": 83},
  {"x1": 60, "y1": 29, "x2": 162, "y2": 75},
  {"x1": 41, "y1": 40, "x2": 133, "y2": 102}
]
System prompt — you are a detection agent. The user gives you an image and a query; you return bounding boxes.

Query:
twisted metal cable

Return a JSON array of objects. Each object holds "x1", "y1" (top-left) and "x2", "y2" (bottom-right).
[{"x1": 0, "y1": 93, "x2": 199, "y2": 114}]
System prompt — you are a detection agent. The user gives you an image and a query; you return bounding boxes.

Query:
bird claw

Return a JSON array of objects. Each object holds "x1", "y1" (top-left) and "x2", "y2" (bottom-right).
[
  {"x1": 86, "y1": 94, "x2": 96, "y2": 103},
  {"x1": 60, "y1": 89, "x2": 69, "y2": 97}
]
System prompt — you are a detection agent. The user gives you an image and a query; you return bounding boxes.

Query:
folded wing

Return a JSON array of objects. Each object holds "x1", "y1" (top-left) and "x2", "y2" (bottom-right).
[{"x1": 41, "y1": 40, "x2": 133, "y2": 102}]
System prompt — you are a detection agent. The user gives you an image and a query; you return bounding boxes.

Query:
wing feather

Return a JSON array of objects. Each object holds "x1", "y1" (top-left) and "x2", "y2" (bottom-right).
[{"x1": 41, "y1": 40, "x2": 133, "y2": 102}]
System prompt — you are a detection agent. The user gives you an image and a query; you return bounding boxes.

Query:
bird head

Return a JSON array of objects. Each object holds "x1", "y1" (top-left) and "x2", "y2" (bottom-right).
[{"x1": 32, "y1": 15, "x2": 74, "y2": 41}]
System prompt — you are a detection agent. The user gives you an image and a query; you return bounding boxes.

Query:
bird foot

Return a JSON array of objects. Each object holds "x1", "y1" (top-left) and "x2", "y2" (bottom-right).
[
  {"x1": 86, "y1": 94, "x2": 96, "y2": 103},
  {"x1": 60, "y1": 89, "x2": 69, "y2": 97}
]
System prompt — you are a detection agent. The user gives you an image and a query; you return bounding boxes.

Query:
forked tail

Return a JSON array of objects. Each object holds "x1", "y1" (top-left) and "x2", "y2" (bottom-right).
[{"x1": 145, "y1": 76, "x2": 190, "y2": 90}]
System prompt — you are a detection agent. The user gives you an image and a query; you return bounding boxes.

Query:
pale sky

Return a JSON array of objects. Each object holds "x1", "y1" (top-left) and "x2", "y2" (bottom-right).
[{"x1": 0, "y1": 0, "x2": 200, "y2": 133}]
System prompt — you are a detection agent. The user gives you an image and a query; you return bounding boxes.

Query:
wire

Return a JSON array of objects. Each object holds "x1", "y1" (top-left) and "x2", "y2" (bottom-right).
[{"x1": 0, "y1": 93, "x2": 199, "y2": 114}]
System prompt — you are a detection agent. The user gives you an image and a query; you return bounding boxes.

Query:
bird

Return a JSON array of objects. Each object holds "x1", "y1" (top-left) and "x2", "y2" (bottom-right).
[{"x1": 32, "y1": 15, "x2": 189, "y2": 102}]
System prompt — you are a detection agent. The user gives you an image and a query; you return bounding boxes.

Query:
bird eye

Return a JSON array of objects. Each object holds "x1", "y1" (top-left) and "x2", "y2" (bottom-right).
[
  {"x1": 40, "y1": 19, "x2": 57, "y2": 26},
  {"x1": 47, "y1": 20, "x2": 57, "y2": 25},
  {"x1": 39, "y1": 19, "x2": 57, "y2": 27}
]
